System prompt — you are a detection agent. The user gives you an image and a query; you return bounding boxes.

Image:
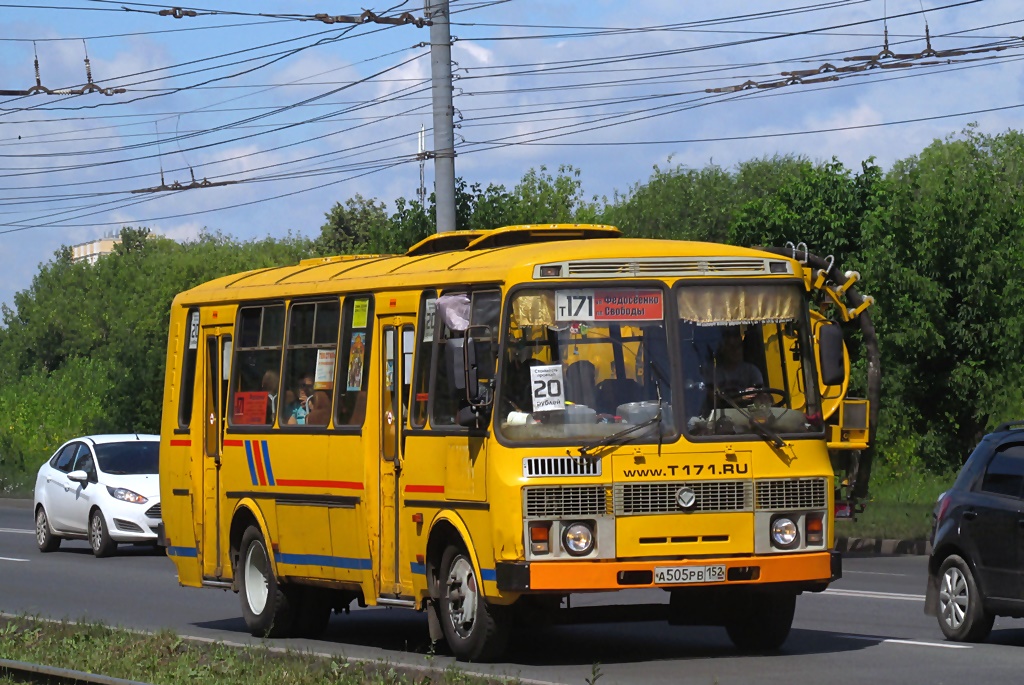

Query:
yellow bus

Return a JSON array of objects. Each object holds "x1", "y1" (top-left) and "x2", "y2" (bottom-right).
[{"x1": 160, "y1": 224, "x2": 876, "y2": 661}]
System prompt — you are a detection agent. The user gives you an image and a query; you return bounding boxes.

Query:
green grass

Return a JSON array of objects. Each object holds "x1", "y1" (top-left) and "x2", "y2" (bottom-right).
[
  {"x1": 0, "y1": 617, "x2": 515, "y2": 685},
  {"x1": 835, "y1": 458, "x2": 955, "y2": 542}
]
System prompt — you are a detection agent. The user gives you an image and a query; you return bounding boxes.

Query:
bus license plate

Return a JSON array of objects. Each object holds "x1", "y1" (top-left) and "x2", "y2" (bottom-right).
[{"x1": 654, "y1": 564, "x2": 726, "y2": 585}]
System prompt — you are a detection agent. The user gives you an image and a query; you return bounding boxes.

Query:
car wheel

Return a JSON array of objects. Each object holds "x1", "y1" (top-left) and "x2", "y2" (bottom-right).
[
  {"x1": 937, "y1": 554, "x2": 994, "y2": 642},
  {"x1": 725, "y1": 590, "x2": 796, "y2": 652},
  {"x1": 35, "y1": 506, "x2": 60, "y2": 553},
  {"x1": 438, "y1": 544, "x2": 511, "y2": 662},
  {"x1": 89, "y1": 509, "x2": 117, "y2": 558},
  {"x1": 238, "y1": 525, "x2": 296, "y2": 638}
]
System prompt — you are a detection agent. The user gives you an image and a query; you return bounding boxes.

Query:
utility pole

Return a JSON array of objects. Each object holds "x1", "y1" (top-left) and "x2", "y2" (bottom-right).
[
  {"x1": 426, "y1": 0, "x2": 456, "y2": 233},
  {"x1": 417, "y1": 124, "x2": 427, "y2": 206}
]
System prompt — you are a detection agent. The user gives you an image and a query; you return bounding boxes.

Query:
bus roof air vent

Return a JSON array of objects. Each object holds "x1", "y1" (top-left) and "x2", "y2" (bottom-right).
[
  {"x1": 465, "y1": 224, "x2": 621, "y2": 251},
  {"x1": 555, "y1": 257, "x2": 790, "y2": 279},
  {"x1": 406, "y1": 231, "x2": 488, "y2": 256}
]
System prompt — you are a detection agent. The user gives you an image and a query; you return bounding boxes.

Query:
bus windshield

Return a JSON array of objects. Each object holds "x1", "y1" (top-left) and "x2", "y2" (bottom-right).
[
  {"x1": 676, "y1": 282, "x2": 823, "y2": 440},
  {"x1": 498, "y1": 287, "x2": 676, "y2": 444}
]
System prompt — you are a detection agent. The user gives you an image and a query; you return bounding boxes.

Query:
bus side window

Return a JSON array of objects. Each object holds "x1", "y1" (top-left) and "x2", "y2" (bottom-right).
[
  {"x1": 178, "y1": 308, "x2": 200, "y2": 429},
  {"x1": 411, "y1": 291, "x2": 437, "y2": 428},
  {"x1": 335, "y1": 295, "x2": 374, "y2": 427},
  {"x1": 430, "y1": 289, "x2": 501, "y2": 427},
  {"x1": 282, "y1": 300, "x2": 340, "y2": 427},
  {"x1": 229, "y1": 304, "x2": 285, "y2": 427}
]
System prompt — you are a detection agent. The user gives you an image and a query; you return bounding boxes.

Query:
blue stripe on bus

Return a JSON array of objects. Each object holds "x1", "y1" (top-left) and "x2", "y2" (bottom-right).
[
  {"x1": 410, "y1": 562, "x2": 426, "y2": 575},
  {"x1": 480, "y1": 568, "x2": 496, "y2": 582},
  {"x1": 167, "y1": 546, "x2": 198, "y2": 558},
  {"x1": 244, "y1": 441, "x2": 258, "y2": 485},
  {"x1": 277, "y1": 553, "x2": 372, "y2": 570},
  {"x1": 261, "y1": 440, "x2": 275, "y2": 486}
]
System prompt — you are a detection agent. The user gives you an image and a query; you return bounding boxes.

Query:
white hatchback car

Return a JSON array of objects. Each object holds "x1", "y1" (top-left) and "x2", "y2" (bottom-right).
[{"x1": 33, "y1": 434, "x2": 162, "y2": 557}]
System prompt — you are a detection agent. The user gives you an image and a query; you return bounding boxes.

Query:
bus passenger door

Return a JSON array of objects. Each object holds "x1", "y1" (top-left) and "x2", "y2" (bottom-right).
[
  {"x1": 378, "y1": 317, "x2": 415, "y2": 598},
  {"x1": 202, "y1": 327, "x2": 232, "y2": 579}
]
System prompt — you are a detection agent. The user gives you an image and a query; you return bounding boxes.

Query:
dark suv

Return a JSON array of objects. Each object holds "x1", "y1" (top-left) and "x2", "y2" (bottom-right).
[{"x1": 925, "y1": 421, "x2": 1024, "y2": 641}]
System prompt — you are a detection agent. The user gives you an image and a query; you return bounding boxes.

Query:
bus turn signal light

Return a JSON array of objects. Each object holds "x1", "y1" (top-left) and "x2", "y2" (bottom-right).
[
  {"x1": 806, "y1": 513, "x2": 824, "y2": 545},
  {"x1": 530, "y1": 523, "x2": 550, "y2": 554}
]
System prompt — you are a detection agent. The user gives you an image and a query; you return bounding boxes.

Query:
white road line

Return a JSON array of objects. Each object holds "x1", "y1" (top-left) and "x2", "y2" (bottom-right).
[
  {"x1": 0, "y1": 528, "x2": 34, "y2": 535},
  {"x1": 822, "y1": 588, "x2": 925, "y2": 601},
  {"x1": 838, "y1": 634, "x2": 971, "y2": 649},
  {"x1": 0, "y1": 556, "x2": 29, "y2": 562}
]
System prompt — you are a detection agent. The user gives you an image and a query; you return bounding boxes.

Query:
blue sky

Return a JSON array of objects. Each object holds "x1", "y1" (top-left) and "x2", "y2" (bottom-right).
[{"x1": 0, "y1": 0, "x2": 1022, "y2": 310}]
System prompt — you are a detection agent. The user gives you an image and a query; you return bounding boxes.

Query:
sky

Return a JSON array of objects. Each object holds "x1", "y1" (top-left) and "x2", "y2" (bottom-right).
[{"x1": 0, "y1": 0, "x2": 1022, "y2": 311}]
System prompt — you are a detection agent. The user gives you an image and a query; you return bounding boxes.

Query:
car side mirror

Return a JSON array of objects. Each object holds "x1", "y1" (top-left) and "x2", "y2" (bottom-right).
[{"x1": 67, "y1": 470, "x2": 89, "y2": 484}]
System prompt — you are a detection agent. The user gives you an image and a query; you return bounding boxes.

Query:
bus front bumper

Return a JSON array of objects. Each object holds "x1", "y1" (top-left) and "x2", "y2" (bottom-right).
[{"x1": 495, "y1": 550, "x2": 840, "y2": 593}]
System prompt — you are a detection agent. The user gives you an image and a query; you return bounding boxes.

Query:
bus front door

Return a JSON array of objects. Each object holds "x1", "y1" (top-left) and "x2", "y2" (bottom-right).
[
  {"x1": 201, "y1": 326, "x2": 232, "y2": 579},
  {"x1": 378, "y1": 317, "x2": 415, "y2": 599}
]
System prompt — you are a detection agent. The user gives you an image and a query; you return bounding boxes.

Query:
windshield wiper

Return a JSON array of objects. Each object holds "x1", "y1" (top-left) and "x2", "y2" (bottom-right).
[
  {"x1": 712, "y1": 388, "x2": 785, "y2": 448},
  {"x1": 577, "y1": 382, "x2": 663, "y2": 460}
]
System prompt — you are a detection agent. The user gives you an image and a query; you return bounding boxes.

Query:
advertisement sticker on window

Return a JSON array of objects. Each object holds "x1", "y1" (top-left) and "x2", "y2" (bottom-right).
[
  {"x1": 352, "y1": 299, "x2": 369, "y2": 329},
  {"x1": 314, "y1": 349, "x2": 336, "y2": 391},
  {"x1": 233, "y1": 391, "x2": 268, "y2": 425}
]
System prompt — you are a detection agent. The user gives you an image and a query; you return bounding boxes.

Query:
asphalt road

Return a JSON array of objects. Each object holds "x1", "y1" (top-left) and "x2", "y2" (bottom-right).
[{"x1": 2, "y1": 498, "x2": 1022, "y2": 685}]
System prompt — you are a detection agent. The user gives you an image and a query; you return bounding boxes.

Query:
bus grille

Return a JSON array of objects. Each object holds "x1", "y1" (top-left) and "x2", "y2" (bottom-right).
[
  {"x1": 755, "y1": 478, "x2": 828, "y2": 511},
  {"x1": 524, "y1": 486, "x2": 607, "y2": 518},
  {"x1": 613, "y1": 481, "x2": 752, "y2": 515},
  {"x1": 564, "y1": 257, "x2": 784, "y2": 278},
  {"x1": 523, "y1": 457, "x2": 601, "y2": 477}
]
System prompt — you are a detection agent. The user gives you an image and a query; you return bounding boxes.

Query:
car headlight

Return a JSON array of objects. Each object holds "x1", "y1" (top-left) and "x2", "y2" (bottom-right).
[
  {"x1": 106, "y1": 486, "x2": 148, "y2": 504},
  {"x1": 562, "y1": 522, "x2": 595, "y2": 556},
  {"x1": 770, "y1": 516, "x2": 799, "y2": 549}
]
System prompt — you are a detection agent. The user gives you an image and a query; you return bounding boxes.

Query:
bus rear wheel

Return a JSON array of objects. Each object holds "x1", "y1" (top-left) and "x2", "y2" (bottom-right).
[
  {"x1": 239, "y1": 525, "x2": 295, "y2": 638},
  {"x1": 724, "y1": 590, "x2": 796, "y2": 652},
  {"x1": 438, "y1": 544, "x2": 510, "y2": 662}
]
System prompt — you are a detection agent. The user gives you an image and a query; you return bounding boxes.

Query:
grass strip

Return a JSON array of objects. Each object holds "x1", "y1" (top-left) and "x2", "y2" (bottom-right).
[{"x1": 0, "y1": 617, "x2": 522, "y2": 685}]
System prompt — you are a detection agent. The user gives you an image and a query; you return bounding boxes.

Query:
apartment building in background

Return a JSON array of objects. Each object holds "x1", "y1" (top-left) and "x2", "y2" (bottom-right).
[{"x1": 71, "y1": 231, "x2": 121, "y2": 265}]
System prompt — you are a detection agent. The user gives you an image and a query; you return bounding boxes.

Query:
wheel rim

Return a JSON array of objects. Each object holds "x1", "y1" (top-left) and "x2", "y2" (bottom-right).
[
  {"x1": 244, "y1": 541, "x2": 270, "y2": 615},
  {"x1": 90, "y1": 513, "x2": 103, "y2": 551},
  {"x1": 445, "y1": 555, "x2": 478, "y2": 639},
  {"x1": 35, "y1": 510, "x2": 47, "y2": 547},
  {"x1": 939, "y1": 565, "x2": 969, "y2": 631}
]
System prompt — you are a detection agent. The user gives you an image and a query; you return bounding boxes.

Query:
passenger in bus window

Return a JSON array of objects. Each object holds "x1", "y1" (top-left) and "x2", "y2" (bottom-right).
[
  {"x1": 262, "y1": 370, "x2": 280, "y2": 424},
  {"x1": 708, "y1": 327, "x2": 763, "y2": 392},
  {"x1": 286, "y1": 375, "x2": 314, "y2": 425}
]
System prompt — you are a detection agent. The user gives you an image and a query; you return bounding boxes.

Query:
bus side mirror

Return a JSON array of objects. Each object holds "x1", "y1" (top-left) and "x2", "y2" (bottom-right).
[
  {"x1": 817, "y1": 322, "x2": 845, "y2": 387},
  {"x1": 465, "y1": 324, "x2": 495, "y2": 409}
]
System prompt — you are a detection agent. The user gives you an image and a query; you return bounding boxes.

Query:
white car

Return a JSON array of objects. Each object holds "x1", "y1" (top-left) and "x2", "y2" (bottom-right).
[{"x1": 33, "y1": 434, "x2": 162, "y2": 557}]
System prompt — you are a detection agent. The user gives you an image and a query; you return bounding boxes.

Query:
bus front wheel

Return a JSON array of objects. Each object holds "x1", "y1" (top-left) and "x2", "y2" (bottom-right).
[
  {"x1": 438, "y1": 544, "x2": 510, "y2": 662},
  {"x1": 239, "y1": 525, "x2": 295, "y2": 638},
  {"x1": 724, "y1": 590, "x2": 796, "y2": 652}
]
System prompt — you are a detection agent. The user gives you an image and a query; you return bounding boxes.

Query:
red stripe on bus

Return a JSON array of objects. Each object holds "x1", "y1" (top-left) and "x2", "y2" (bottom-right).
[
  {"x1": 252, "y1": 441, "x2": 267, "y2": 486},
  {"x1": 276, "y1": 479, "x2": 365, "y2": 490},
  {"x1": 223, "y1": 439, "x2": 244, "y2": 447},
  {"x1": 405, "y1": 484, "x2": 445, "y2": 494},
  {"x1": 169, "y1": 439, "x2": 191, "y2": 447}
]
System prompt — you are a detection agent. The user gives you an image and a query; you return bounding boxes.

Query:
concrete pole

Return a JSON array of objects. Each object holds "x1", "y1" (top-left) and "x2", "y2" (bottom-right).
[{"x1": 426, "y1": 0, "x2": 456, "y2": 233}]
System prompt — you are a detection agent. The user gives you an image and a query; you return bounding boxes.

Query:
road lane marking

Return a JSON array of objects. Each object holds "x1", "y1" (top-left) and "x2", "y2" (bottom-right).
[
  {"x1": 0, "y1": 528, "x2": 34, "y2": 535},
  {"x1": 823, "y1": 588, "x2": 925, "y2": 602},
  {"x1": 0, "y1": 556, "x2": 29, "y2": 562},
  {"x1": 838, "y1": 634, "x2": 971, "y2": 649}
]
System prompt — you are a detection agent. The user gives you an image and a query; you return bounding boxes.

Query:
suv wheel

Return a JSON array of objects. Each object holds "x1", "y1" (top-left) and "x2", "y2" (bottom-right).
[{"x1": 937, "y1": 554, "x2": 994, "y2": 642}]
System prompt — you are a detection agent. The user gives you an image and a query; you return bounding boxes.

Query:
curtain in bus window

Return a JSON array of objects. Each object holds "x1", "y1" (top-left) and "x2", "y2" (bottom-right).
[{"x1": 677, "y1": 284, "x2": 801, "y2": 325}]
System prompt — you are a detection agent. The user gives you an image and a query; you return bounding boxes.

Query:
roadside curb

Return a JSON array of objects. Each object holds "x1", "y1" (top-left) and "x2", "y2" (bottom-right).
[{"x1": 836, "y1": 536, "x2": 931, "y2": 556}]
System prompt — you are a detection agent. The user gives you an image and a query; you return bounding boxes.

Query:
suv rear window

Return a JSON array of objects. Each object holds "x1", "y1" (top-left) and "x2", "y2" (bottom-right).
[{"x1": 979, "y1": 443, "x2": 1024, "y2": 498}]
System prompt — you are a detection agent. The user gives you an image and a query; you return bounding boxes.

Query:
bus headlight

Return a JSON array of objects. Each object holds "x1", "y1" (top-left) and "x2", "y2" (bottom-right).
[
  {"x1": 562, "y1": 522, "x2": 595, "y2": 556},
  {"x1": 770, "y1": 516, "x2": 799, "y2": 549}
]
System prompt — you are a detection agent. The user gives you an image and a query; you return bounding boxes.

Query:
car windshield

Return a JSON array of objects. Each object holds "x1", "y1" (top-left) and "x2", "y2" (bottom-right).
[
  {"x1": 497, "y1": 287, "x2": 675, "y2": 444},
  {"x1": 93, "y1": 441, "x2": 159, "y2": 475},
  {"x1": 676, "y1": 283, "x2": 823, "y2": 439}
]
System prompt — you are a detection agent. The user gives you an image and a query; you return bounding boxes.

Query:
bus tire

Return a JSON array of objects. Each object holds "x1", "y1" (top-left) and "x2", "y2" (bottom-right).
[
  {"x1": 239, "y1": 525, "x2": 295, "y2": 638},
  {"x1": 725, "y1": 590, "x2": 796, "y2": 652},
  {"x1": 438, "y1": 544, "x2": 510, "y2": 662}
]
